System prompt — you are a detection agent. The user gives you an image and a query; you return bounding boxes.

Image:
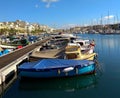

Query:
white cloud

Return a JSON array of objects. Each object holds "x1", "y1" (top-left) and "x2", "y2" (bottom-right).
[
  {"x1": 35, "y1": 4, "x2": 39, "y2": 8},
  {"x1": 46, "y1": 2, "x2": 51, "y2": 8},
  {"x1": 42, "y1": 0, "x2": 59, "y2": 2},
  {"x1": 103, "y1": 15, "x2": 114, "y2": 20},
  {"x1": 41, "y1": 0, "x2": 59, "y2": 8},
  {"x1": 61, "y1": 24, "x2": 79, "y2": 29}
]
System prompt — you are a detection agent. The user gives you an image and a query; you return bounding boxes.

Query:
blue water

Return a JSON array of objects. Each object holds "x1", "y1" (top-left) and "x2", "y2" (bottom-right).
[{"x1": 1, "y1": 34, "x2": 120, "y2": 98}]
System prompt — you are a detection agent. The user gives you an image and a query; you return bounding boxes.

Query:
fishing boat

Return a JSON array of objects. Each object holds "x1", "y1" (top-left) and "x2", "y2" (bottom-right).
[
  {"x1": 0, "y1": 46, "x2": 12, "y2": 56},
  {"x1": 67, "y1": 42, "x2": 95, "y2": 54},
  {"x1": 0, "y1": 47, "x2": 3, "y2": 56},
  {"x1": 29, "y1": 38, "x2": 68, "y2": 61},
  {"x1": 73, "y1": 39, "x2": 90, "y2": 47},
  {"x1": 65, "y1": 45, "x2": 96, "y2": 60},
  {"x1": 18, "y1": 59, "x2": 95, "y2": 78},
  {"x1": 71, "y1": 38, "x2": 95, "y2": 51},
  {"x1": 0, "y1": 44, "x2": 16, "y2": 51}
]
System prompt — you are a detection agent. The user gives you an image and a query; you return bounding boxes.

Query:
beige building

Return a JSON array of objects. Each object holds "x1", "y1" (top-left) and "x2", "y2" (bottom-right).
[{"x1": 0, "y1": 20, "x2": 54, "y2": 34}]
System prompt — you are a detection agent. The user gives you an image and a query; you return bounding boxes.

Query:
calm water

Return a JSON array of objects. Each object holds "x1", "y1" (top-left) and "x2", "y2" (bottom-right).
[{"x1": 1, "y1": 34, "x2": 120, "y2": 98}]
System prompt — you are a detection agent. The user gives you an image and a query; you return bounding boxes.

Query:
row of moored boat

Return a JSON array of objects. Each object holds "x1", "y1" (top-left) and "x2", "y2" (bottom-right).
[{"x1": 18, "y1": 33, "x2": 97, "y2": 78}]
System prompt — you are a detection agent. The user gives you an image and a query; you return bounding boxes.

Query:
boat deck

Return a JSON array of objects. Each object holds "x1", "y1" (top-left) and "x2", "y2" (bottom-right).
[{"x1": 29, "y1": 47, "x2": 65, "y2": 61}]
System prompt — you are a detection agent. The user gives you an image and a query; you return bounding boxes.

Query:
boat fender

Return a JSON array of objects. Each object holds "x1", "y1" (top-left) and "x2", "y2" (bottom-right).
[
  {"x1": 63, "y1": 67, "x2": 74, "y2": 73},
  {"x1": 88, "y1": 62, "x2": 94, "y2": 65},
  {"x1": 83, "y1": 64, "x2": 88, "y2": 67},
  {"x1": 76, "y1": 68, "x2": 78, "y2": 74},
  {"x1": 65, "y1": 72, "x2": 68, "y2": 76},
  {"x1": 58, "y1": 69, "x2": 61, "y2": 74},
  {"x1": 94, "y1": 53, "x2": 98, "y2": 58}
]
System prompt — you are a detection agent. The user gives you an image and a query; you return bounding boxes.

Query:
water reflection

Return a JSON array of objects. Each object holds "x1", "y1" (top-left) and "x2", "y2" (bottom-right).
[
  {"x1": 0, "y1": 72, "x2": 17, "y2": 97},
  {"x1": 19, "y1": 75, "x2": 98, "y2": 92}
]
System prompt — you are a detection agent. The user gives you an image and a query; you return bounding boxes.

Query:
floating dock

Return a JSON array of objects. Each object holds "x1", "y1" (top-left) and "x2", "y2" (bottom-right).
[{"x1": 0, "y1": 37, "x2": 51, "y2": 85}]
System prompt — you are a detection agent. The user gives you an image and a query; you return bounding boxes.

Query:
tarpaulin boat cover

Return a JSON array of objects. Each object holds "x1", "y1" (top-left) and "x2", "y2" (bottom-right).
[{"x1": 18, "y1": 59, "x2": 94, "y2": 70}]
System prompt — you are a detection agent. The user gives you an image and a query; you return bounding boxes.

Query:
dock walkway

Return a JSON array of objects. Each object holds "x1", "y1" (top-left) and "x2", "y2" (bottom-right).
[{"x1": 0, "y1": 37, "x2": 51, "y2": 69}]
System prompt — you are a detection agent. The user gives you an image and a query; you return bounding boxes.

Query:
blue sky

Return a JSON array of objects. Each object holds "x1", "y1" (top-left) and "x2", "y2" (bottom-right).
[{"x1": 0, "y1": 0, "x2": 120, "y2": 28}]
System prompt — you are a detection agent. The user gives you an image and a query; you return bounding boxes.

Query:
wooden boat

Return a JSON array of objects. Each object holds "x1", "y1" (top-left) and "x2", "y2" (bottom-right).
[
  {"x1": 67, "y1": 42, "x2": 95, "y2": 54},
  {"x1": 72, "y1": 39, "x2": 95, "y2": 52},
  {"x1": 0, "y1": 47, "x2": 3, "y2": 56},
  {"x1": 0, "y1": 46, "x2": 3, "y2": 51},
  {"x1": 65, "y1": 45, "x2": 96, "y2": 60},
  {"x1": 73, "y1": 39, "x2": 90, "y2": 47},
  {"x1": 9, "y1": 38, "x2": 29, "y2": 47},
  {"x1": 0, "y1": 49, "x2": 11, "y2": 57},
  {"x1": 0, "y1": 46, "x2": 12, "y2": 56},
  {"x1": 18, "y1": 59, "x2": 95, "y2": 78},
  {"x1": 0, "y1": 44, "x2": 16, "y2": 51},
  {"x1": 29, "y1": 38, "x2": 68, "y2": 61}
]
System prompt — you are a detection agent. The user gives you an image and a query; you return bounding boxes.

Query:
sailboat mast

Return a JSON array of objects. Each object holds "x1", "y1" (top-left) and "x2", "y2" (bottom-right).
[
  {"x1": 107, "y1": 11, "x2": 110, "y2": 25},
  {"x1": 116, "y1": 14, "x2": 119, "y2": 23}
]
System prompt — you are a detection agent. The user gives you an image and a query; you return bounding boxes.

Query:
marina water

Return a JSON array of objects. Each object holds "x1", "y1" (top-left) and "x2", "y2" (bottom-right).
[{"x1": 1, "y1": 34, "x2": 120, "y2": 98}]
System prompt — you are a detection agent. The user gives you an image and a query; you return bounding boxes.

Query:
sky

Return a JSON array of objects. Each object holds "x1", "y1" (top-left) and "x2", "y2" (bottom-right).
[{"x1": 0, "y1": 0, "x2": 120, "y2": 28}]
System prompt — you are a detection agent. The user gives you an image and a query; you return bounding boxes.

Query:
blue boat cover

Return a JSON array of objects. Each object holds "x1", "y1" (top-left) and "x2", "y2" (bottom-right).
[{"x1": 18, "y1": 59, "x2": 94, "y2": 70}]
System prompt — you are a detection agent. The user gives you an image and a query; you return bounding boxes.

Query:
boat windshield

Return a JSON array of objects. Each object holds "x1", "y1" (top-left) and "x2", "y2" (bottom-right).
[
  {"x1": 66, "y1": 53, "x2": 78, "y2": 59},
  {"x1": 66, "y1": 47, "x2": 78, "y2": 52}
]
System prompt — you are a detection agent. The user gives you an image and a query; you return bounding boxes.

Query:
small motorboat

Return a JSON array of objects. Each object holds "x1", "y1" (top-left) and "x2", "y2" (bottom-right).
[
  {"x1": 65, "y1": 45, "x2": 96, "y2": 60},
  {"x1": 0, "y1": 46, "x2": 12, "y2": 56},
  {"x1": 18, "y1": 59, "x2": 95, "y2": 78},
  {"x1": 71, "y1": 39, "x2": 95, "y2": 52},
  {"x1": 0, "y1": 44, "x2": 16, "y2": 51},
  {"x1": 29, "y1": 38, "x2": 68, "y2": 61}
]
